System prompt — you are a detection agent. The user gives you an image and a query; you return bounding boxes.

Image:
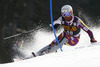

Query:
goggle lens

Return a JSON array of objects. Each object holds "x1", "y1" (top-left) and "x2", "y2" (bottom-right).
[{"x1": 62, "y1": 12, "x2": 70, "y2": 17}]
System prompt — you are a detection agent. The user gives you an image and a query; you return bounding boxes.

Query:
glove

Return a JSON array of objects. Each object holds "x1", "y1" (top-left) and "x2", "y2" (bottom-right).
[
  {"x1": 90, "y1": 38, "x2": 97, "y2": 43},
  {"x1": 49, "y1": 24, "x2": 52, "y2": 27},
  {"x1": 49, "y1": 24, "x2": 60, "y2": 29}
]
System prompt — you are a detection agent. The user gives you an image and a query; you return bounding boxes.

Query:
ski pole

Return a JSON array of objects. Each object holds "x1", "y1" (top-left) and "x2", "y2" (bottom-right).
[
  {"x1": 4, "y1": 29, "x2": 35, "y2": 40},
  {"x1": 50, "y1": 0, "x2": 63, "y2": 52},
  {"x1": 4, "y1": 33, "x2": 22, "y2": 40},
  {"x1": 4, "y1": 26, "x2": 43, "y2": 40},
  {"x1": 4, "y1": 30, "x2": 34, "y2": 40}
]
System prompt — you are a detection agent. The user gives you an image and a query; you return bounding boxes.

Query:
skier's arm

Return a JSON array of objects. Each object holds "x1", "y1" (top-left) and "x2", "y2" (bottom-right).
[
  {"x1": 49, "y1": 18, "x2": 61, "y2": 29},
  {"x1": 78, "y1": 19, "x2": 97, "y2": 42}
]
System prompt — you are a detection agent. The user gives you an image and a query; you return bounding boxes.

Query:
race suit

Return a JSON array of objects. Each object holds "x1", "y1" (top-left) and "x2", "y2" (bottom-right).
[{"x1": 36, "y1": 16, "x2": 94, "y2": 56}]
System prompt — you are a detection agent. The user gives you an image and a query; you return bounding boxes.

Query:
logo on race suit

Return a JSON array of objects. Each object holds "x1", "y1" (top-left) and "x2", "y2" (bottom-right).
[{"x1": 62, "y1": 25, "x2": 77, "y2": 31}]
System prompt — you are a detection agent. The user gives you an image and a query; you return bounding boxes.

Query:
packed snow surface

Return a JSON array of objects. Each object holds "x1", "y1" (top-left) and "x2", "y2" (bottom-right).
[{"x1": 0, "y1": 27, "x2": 100, "y2": 67}]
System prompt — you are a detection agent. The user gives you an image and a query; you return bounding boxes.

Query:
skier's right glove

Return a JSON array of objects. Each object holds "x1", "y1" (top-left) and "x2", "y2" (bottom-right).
[{"x1": 90, "y1": 38, "x2": 97, "y2": 43}]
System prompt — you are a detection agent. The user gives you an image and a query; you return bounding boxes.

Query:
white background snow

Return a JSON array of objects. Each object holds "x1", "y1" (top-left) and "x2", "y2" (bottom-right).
[{"x1": 0, "y1": 27, "x2": 100, "y2": 67}]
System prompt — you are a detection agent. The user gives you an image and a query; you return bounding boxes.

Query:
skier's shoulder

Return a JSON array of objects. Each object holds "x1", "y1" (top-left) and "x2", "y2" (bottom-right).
[
  {"x1": 74, "y1": 16, "x2": 83, "y2": 21},
  {"x1": 53, "y1": 16, "x2": 62, "y2": 25},
  {"x1": 73, "y1": 16, "x2": 84, "y2": 24},
  {"x1": 73, "y1": 16, "x2": 79, "y2": 22},
  {"x1": 56, "y1": 16, "x2": 62, "y2": 21},
  {"x1": 74, "y1": 16, "x2": 88, "y2": 28}
]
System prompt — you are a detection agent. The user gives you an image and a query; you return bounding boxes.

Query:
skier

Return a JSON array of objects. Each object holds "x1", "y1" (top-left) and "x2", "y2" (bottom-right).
[{"x1": 34, "y1": 5, "x2": 97, "y2": 56}]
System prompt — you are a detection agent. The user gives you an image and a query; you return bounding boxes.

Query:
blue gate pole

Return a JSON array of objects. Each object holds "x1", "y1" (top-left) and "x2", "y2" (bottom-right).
[{"x1": 50, "y1": 0, "x2": 63, "y2": 52}]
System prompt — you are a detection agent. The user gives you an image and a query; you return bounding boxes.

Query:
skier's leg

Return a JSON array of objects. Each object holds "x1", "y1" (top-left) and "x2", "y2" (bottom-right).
[
  {"x1": 36, "y1": 32, "x2": 66, "y2": 56},
  {"x1": 64, "y1": 35, "x2": 80, "y2": 46}
]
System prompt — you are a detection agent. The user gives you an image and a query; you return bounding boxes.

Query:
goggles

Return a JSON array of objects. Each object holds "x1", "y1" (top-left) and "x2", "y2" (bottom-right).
[{"x1": 62, "y1": 12, "x2": 71, "y2": 17}]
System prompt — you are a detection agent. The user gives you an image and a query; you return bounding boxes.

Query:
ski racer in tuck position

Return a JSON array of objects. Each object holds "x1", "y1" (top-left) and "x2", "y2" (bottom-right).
[{"x1": 34, "y1": 5, "x2": 97, "y2": 56}]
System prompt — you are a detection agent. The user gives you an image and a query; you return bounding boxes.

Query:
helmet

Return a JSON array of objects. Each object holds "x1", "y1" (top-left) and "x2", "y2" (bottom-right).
[{"x1": 61, "y1": 5, "x2": 73, "y2": 17}]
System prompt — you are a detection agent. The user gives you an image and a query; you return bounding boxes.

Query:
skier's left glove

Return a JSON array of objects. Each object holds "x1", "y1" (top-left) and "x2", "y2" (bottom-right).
[{"x1": 90, "y1": 38, "x2": 97, "y2": 43}]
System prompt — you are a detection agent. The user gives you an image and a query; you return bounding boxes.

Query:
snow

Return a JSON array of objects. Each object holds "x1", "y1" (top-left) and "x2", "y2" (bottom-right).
[{"x1": 0, "y1": 27, "x2": 100, "y2": 67}]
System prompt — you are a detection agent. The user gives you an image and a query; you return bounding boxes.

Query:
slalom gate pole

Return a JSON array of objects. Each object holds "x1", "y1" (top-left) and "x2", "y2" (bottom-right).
[{"x1": 50, "y1": 0, "x2": 63, "y2": 52}]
